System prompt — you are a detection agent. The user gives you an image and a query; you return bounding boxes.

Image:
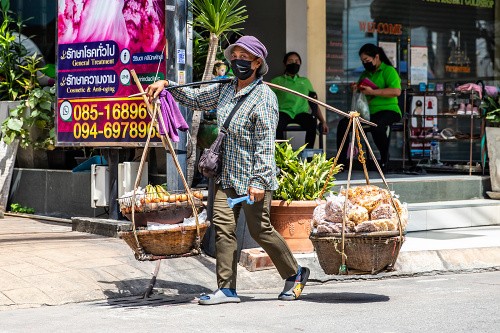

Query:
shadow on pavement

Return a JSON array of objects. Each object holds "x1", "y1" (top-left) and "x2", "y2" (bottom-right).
[
  {"x1": 302, "y1": 292, "x2": 390, "y2": 304},
  {"x1": 97, "y1": 278, "x2": 211, "y2": 307},
  {"x1": 94, "y1": 294, "x2": 197, "y2": 308}
]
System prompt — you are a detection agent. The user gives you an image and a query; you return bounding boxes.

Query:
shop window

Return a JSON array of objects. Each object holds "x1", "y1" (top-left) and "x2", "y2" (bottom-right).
[{"x1": 325, "y1": 0, "x2": 497, "y2": 159}]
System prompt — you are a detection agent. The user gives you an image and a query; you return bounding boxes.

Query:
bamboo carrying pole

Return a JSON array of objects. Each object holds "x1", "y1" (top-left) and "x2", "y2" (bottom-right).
[
  {"x1": 127, "y1": 78, "x2": 232, "y2": 98},
  {"x1": 264, "y1": 81, "x2": 377, "y2": 128},
  {"x1": 129, "y1": 79, "x2": 377, "y2": 128}
]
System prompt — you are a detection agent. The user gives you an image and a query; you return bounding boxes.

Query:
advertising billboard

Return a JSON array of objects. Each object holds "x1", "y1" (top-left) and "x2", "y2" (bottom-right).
[{"x1": 56, "y1": 0, "x2": 166, "y2": 146}]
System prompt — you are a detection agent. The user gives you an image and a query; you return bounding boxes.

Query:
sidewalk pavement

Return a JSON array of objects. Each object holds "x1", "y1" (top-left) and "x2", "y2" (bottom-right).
[{"x1": 1, "y1": 214, "x2": 499, "y2": 311}]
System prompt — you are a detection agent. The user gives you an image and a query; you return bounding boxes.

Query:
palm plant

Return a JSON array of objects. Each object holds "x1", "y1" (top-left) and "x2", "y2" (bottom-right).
[
  {"x1": 191, "y1": 0, "x2": 247, "y2": 81},
  {"x1": 187, "y1": 0, "x2": 247, "y2": 185}
]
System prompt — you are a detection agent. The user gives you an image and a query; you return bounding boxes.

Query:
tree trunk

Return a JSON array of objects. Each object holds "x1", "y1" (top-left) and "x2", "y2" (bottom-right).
[{"x1": 186, "y1": 32, "x2": 219, "y2": 186}]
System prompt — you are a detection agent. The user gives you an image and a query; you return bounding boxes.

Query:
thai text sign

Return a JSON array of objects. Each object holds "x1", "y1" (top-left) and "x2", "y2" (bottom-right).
[
  {"x1": 58, "y1": 97, "x2": 161, "y2": 143},
  {"x1": 56, "y1": 0, "x2": 166, "y2": 146}
]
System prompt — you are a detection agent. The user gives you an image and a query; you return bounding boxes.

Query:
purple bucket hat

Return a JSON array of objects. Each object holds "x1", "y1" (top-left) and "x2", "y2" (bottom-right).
[{"x1": 224, "y1": 35, "x2": 269, "y2": 76}]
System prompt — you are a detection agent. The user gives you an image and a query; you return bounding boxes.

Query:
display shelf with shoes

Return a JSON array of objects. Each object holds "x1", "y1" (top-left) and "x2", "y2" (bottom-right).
[
  {"x1": 417, "y1": 160, "x2": 484, "y2": 174},
  {"x1": 406, "y1": 87, "x2": 485, "y2": 175}
]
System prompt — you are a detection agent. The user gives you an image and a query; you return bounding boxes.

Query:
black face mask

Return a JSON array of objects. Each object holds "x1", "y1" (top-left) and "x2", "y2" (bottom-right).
[
  {"x1": 230, "y1": 59, "x2": 255, "y2": 80},
  {"x1": 285, "y1": 63, "x2": 300, "y2": 75},
  {"x1": 362, "y1": 61, "x2": 376, "y2": 72}
]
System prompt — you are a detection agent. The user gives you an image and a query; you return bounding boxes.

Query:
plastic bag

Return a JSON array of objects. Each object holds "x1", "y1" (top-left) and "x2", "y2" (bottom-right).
[
  {"x1": 351, "y1": 91, "x2": 370, "y2": 121},
  {"x1": 147, "y1": 209, "x2": 209, "y2": 230}
]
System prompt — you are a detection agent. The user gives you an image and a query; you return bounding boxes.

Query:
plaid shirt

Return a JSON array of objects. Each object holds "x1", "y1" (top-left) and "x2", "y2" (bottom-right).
[{"x1": 169, "y1": 78, "x2": 279, "y2": 195}]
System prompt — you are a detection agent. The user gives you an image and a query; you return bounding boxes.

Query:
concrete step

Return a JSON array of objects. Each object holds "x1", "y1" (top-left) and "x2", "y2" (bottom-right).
[
  {"x1": 407, "y1": 199, "x2": 500, "y2": 231},
  {"x1": 335, "y1": 173, "x2": 490, "y2": 203}
]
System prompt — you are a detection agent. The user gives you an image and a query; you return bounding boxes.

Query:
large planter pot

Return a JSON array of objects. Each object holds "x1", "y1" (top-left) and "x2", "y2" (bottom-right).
[
  {"x1": 270, "y1": 200, "x2": 320, "y2": 253},
  {"x1": 486, "y1": 126, "x2": 500, "y2": 194},
  {"x1": 15, "y1": 124, "x2": 48, "y2": 169},
  {"x1": 16, "y1": 147, "x2": 48, "y2": 169},
  {"x1": 1, "y1": 103, "x2": 50, "y2": 169},
  {"x1": 0, "y1": 101, "x2": 21, "y2": 122}
]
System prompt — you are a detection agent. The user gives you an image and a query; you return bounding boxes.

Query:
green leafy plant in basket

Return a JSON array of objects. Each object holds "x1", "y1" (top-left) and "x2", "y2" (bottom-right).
[{"x1": 273, "y1": 141, "x2": 342, "y2": 203}]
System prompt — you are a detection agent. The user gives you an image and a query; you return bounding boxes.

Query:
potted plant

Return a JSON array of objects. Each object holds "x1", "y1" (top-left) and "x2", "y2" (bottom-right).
[
  {"x1": 1, "y1": 0, "x2": 49, "y2": 167},
  {"x1": 481, "y1": 94, "x2": 500, "y2": 198},
  {"x1": 271, "y1": 142, "x2": 342, "y2": 253},
  {"x1": 0, "y1": 0, "x2": 42, "y2": 103},
  {"x1": 1, "y1": 85, "x2": 56, "y2": 168}
]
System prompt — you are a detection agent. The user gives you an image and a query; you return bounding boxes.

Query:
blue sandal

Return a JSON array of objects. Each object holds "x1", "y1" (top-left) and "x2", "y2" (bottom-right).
[
  {"x1": 198, "y1": 288, "x2": 241, "y2": 305},
  {"x1": 278, "y1": 266, "x2": 310, "y2": 301}
]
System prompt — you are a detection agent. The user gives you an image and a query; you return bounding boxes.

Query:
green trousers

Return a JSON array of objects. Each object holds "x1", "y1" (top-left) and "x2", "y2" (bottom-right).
[{"x1": 212, "y1": 185, "x2": 298, "y2": 289}]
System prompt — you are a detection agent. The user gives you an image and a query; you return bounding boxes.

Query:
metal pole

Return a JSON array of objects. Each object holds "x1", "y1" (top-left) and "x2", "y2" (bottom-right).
[{"x1": 143, "y1": 260, "x2": 162, "y2": 298}]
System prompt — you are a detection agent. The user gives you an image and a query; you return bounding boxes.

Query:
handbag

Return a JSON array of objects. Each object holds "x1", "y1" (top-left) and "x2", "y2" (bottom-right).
[
  {"x1": 198, "y1": 82, "x2": 260, "y2": 178},
  {"x1": 198, "y1": 130, "x2": 225, "y2": 178}
]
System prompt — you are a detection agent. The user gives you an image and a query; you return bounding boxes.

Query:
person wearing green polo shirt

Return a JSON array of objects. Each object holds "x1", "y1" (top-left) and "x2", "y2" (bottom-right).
[
  {"x1": 336, "y1": 43, "x2": 401, "y2": 170},
  {"x1": 271, "y1": 52, "x2": 328, "y2": 148}
]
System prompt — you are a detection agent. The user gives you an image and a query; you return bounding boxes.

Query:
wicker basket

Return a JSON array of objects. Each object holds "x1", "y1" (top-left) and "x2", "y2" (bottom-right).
[
  {"x1": 310, "y1": 231, "x2": 405, "y2": 275},
  {"x1": 120, "y1": 223, "x2": 209, "y2": 258}
]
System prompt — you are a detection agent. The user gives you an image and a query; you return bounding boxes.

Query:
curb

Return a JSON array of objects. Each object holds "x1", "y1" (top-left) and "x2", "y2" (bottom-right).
[
  {"x1": 295, "y1": 246, "x2": 500, "y2": 283},
  {"x1": 4, "y1": 212, "x2": 71, "y2": 224},
  {"x1": 71, "y1": 217, "x2": 132, "y2": 238},
  {"x1": 238, "y1": 246, "x2": 500, "y2": 285}
]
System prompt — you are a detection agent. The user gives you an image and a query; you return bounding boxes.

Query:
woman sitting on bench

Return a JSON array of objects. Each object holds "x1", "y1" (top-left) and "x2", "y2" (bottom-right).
[
  {"x1": 337, "y1": 43, "x2": 401, "y2": 170},
  {"x1": 271, "y1": 52, "x2": 328, "y2": 148}
]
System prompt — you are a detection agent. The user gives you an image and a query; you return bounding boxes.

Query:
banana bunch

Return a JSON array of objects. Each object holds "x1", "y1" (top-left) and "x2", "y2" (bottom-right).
[
  {"x1": 145, "y1": 184, "x2": 159, "y2": 203},
  {"x1": 155, "y1": 184, "x2": 171, "y2": 202}
]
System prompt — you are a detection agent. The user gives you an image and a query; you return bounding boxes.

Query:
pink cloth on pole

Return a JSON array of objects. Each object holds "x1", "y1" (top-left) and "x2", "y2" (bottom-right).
[{"x1": 158, "y1": 90, "x2": 189, "y2": 142}]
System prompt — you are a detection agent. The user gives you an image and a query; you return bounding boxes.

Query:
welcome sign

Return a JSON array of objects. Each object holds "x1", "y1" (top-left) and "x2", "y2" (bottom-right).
[{"x1": 56, "y1": 0, "x2": 166, "y2": 146}]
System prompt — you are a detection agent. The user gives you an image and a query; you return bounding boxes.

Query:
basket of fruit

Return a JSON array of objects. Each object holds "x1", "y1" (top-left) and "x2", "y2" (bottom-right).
[
  {"x1": 118, "y1": 184, "x2": 204, "y2": 228},
  {"x1": 118, "y1": 184, "x2": 208, "y2": 260}
]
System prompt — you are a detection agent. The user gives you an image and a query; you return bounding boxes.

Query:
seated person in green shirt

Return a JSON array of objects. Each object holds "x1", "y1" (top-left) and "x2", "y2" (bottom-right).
[
  {"x1": 337, "y1": 44, "x2": 401, "y2": 170},
  {"x1": 271, "y1": 52, "x2": 328, "y2": 148}
]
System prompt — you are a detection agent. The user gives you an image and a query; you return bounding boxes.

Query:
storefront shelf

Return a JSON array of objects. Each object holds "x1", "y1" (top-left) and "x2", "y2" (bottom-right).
[{"x1": 408, "y1": 137, "x2": 481, "y2": 142}]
